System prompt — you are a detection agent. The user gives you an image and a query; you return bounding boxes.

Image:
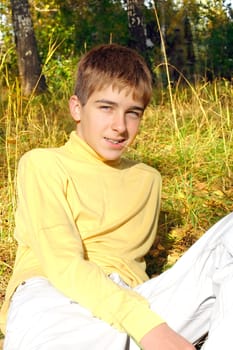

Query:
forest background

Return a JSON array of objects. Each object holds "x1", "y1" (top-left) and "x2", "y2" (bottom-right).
[{"x1": 0, "y1": 0, "x2": 233, "y2": 344}]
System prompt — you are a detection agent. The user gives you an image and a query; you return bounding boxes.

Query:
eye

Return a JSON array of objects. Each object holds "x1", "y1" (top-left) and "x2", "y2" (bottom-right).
[
  {"x1": 100, "y1": 105, "x2": 112, "y2": 111},
  {"x1": 126, "y1": 110, "x2": 142, "y2": 119}
]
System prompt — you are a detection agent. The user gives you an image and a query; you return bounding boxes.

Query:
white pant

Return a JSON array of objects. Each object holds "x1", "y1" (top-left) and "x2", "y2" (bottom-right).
[{"x1": 4, "y1": 212, "x2": 233, "y2": 350}]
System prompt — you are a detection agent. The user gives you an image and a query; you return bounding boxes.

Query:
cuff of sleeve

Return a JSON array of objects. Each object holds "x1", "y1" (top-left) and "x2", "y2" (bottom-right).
[{"x1": 121, "y1": 303, "x2": 165, "y2": 344}]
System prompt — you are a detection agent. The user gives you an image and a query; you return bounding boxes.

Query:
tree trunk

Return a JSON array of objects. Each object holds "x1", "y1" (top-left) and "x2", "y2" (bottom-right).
[
  {"x1": 10, "y1": 0, "x2": 47, "y2": 96},
  {"x1": 126, "y1": 0, "x2": 147, "y2": 54},
  {"x1": 126, "y1": 0, "x2": 155, "y2": 80},
  {"x1": 183, "y1": 14, "x2": 195, "y2": 80}
]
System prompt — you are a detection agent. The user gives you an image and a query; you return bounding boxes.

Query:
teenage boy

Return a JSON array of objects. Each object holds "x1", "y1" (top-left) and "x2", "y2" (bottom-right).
[{"x1": 1, "y1": 44, "x2": 233, "y2": 350}]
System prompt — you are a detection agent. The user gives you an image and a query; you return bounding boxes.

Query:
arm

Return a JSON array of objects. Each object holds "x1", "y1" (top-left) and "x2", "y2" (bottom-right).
[
  {"x1": 140, "y1": 324, "x2": 195, "y2": 350},
  {"x1": 15, "y1": 149, "x2": 164, "y2": 343}
]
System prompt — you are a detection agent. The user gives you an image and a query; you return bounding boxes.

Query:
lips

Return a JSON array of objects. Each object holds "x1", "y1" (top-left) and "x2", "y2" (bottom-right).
[{"x1": 104, "y1": 137, "x2": 125, "y2": 144}]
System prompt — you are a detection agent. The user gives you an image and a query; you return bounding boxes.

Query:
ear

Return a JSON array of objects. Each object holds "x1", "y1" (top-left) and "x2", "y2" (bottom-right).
[{"x1": 69, "y1": 95, "x2": 81, "y2": 122}]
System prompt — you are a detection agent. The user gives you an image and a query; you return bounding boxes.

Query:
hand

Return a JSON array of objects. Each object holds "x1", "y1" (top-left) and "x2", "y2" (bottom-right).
[{"x1": 140, "y1": 323, "x2": 196, "y2": 350}]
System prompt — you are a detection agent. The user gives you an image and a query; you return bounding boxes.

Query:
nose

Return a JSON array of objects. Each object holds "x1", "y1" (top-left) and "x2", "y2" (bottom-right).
[{"x1": 111, "y1": 112, "x2": 126, "y2": 133}]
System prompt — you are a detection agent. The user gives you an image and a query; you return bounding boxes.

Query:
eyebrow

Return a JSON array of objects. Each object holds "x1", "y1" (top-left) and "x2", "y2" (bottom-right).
[{"x1": 95, "y1": 99, "x2": 144, "y2": 111}]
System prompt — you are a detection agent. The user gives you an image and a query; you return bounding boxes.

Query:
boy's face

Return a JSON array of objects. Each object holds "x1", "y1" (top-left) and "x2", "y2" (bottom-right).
[{"x1": 69, "y1": 85, "x2": 145, "y2": 163}]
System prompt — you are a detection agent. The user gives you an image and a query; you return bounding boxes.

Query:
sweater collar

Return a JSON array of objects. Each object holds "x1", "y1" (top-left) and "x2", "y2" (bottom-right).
[{"x1": 64, "y1": 131, "x2": 122, "y2": 167}]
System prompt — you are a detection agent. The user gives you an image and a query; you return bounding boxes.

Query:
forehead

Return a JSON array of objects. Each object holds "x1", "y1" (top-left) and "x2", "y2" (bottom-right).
[{"x1": 89, "y1": 83, "x2": 145, "y2": 106}]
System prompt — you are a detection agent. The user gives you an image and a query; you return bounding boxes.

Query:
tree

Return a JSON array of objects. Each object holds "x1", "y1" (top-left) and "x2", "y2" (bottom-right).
[
  {"x1": 204, "y1": 1, "x2": 233, "y2": 80},
  {"x1": 59, "y1": 0, "x2": 128, "y2": 53},
  {"x1": 10, "y1": 0, "x2": 47, "y2": 95},
  {"x1": 166, "y1": 5, "x2": 196, "y2": 82},
  {"x1": 126, "y1": 0, "x2": 147, "y2": 54},
  {"x1": 126, "y1": 0, "x2": 156, "y2": 79}
]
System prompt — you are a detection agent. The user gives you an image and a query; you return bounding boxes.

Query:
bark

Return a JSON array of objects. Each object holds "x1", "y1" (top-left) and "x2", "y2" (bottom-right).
[
  {"x1": 126, "y1": 0, "x2": 154, "y2": 80},
  {"x1": 10, "y1": 0, "x2": 47, "y2": 95},
  {"x1": 126, "y1": 0, "x2": 147, "y2": 54}
]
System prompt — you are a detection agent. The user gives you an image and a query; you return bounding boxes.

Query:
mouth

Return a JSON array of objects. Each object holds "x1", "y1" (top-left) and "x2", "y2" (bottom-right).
[{"x1": 104, "y1": 137, "x2": 126, "y2": 145}]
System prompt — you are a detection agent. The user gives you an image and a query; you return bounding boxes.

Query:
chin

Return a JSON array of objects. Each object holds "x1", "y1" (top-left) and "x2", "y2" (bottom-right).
[{"x1": 103, "y1": 155, "x2": 122, "y2": 163}]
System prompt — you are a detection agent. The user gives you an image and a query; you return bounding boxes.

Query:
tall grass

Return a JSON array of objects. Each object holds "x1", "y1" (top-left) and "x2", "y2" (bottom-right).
[{"x1": 0, "y1": 48, "x2": 232, "y2": 309}]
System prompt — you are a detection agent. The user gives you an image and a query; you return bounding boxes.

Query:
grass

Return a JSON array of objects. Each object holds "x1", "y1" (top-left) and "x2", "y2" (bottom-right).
[
  {"x1": 127, "y1": 80, "x2": 233, "y2": 273},
  {"x1": 0, "y1": 53, "x2": 232, "y2": 342}
]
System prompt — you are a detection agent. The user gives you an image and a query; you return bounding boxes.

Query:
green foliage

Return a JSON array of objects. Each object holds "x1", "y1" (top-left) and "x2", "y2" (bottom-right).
[
  {"x1": 0, "y1": 1, "x2": 18, "y2": 80},
  {"x1": 205, "y1": 16, "x2": 233, "y2": 79},
  {"x1": 0, "y1": 0, "x2": 233, "y2": 84},
  {"x1": 68, "y1": 0, "x2": 129, "y2": 51},
  {"x1": 30, "y1": 0, "x2": 129, "y2": 60},
  {"x1": 1, "y1": 0, "x2": 233, "y2": 95},
  {"x1": 43, "y1": 55, "x2": 76, "y2": 98},
  {"x1": 30, "y1": 0, "x2": 76, "y2": 60},
  {"x1": 196, "y1": 0, "x2": 233, "y2": 79}
]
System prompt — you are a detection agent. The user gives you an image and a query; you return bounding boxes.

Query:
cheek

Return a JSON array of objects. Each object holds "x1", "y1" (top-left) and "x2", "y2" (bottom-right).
[
  {"x1": 129, "y1": 121, "x2": 140, "y2": 137},
  {"x1": 93, "y1": 118, "x2": 110, "y2": 132}
]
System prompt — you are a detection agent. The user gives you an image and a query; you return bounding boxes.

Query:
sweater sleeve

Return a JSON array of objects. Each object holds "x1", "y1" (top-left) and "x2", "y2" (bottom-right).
[{"x1": 15, "y1": 150, "x2": 164, "y2": 344}]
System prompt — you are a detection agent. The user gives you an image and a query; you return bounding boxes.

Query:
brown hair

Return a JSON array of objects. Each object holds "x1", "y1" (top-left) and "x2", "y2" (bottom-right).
[{"x1": 74, "y1": 44, "x2": 152, "y2": 107}]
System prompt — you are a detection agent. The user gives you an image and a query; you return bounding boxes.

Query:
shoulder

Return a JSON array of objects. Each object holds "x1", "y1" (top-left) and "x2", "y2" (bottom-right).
[
  {"x1": 17, "y1": 148, "x2": 69, "y2": 187},
  {"x1": 122, "y1": 158, "x2": 161, "y2": 178},
  {"x1": 136, "y1": 163, "x2": 162, "y2": 189},
  {"x1": 19, "y1": 147, "x2": 58, "y2": 164},
  {"x1": 135, "y1": 162, "x2": 161, "y2": 178},
  {"x1": 18, "y1": 147, "x2": 62, "y2": 173}
]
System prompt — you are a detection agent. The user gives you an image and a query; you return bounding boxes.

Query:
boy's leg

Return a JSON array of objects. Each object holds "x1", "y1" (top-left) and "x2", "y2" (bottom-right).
[
  {"x1": 135, "y1": 212, "x2": 233, "y2": 348},
  {"x1": 3, "y1": 277, "x2": 139, "y2": 350}
]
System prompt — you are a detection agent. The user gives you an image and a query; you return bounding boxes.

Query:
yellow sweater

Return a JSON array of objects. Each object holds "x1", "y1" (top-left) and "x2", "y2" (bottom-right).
[{"x1": 0, "y1": 131, "x2": 164, "y2": 343}]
